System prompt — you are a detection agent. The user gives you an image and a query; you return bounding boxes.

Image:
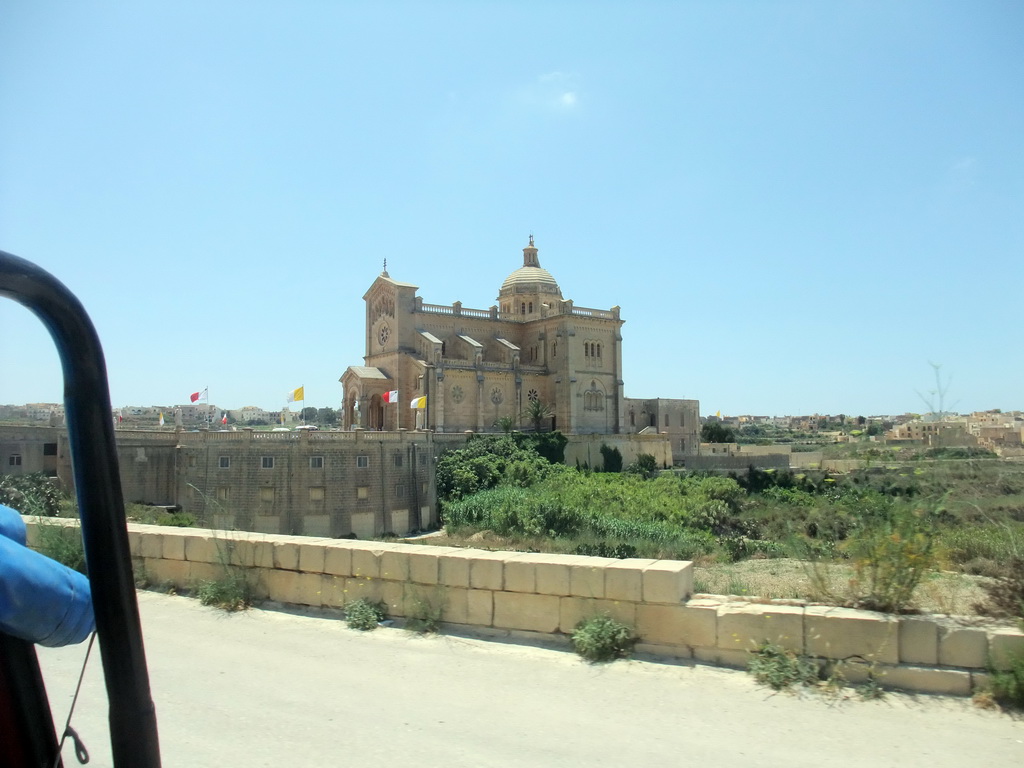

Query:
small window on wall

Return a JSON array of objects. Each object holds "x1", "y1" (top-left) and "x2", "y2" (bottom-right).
[
  {"x1": 396, "y1": 484, "x2": 406, "y2": 498},
  {"x1": 419, "y1": 454, "x2": 427, "y2": 466},
  {"x1": 43, "y1": 443, "x2": 57, "y2": 456},
  {"x1": 219, "y1": 456, "x2": 230, "y2": 469},
  {"x1": 664, "y1": 414, "x2": 669, "y2": 427},
  {"x1": 216, "y1": 486, "x2": 230, "y2": 501},
  {"x1": 310, "y1": 456, "x2": 324, "y2": 469},
  {"x1": 393, "y1": 454, "x2": 403, "y2": 468},
  {"x1": 188, "y1": 455, "x2": 197, "y2": 468},
  {"x1": 9, "y1": 454, "x2": 22, "y2": 466},
  {"x1": 261, "y1": 456, "x2": 274, "y2": 469},
  {"x1": 260, "y1": 487, "x2": 275, "y2": 502},
  {"x1": 309, "y1": 486, "x2": 325, "y2": 502},
  {"x1": 357, "y1": 455, "x2": 369, "y2": 469},
  {"x1": 357, "y1": 486, "x2": 369, "y2": 500}
]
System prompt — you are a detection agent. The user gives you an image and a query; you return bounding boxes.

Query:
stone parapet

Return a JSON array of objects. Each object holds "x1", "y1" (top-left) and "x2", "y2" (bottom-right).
[{"x1": 25, "y1": 518, "x2": 1023, "y2": 698}]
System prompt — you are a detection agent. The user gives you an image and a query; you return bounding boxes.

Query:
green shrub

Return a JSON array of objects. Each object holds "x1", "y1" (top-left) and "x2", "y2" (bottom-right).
[
  {"x1": 346, "y1": 598, "x2": 387, "y2": 631},
  {"x1": 516, "y1": 431, "x2": 568, "y2": 465},
  {"x1": 938, "y1": 525, "x2": 1024, "y2": 568},
  {"x1": 840, "y1": 506, "x2": 937, "y2": 613},
  {"x1": 196, "y1": 570, "x2": 253, "y2": 612},
  {"x1": 599, "y1": 444, "x2": 623, "y2": 473},
  {"x1": 33, "y1": 519, "x2": 86, "y2": 573},
  {"x1": 748, "y1": 642, "x2": 820, "y2": 691},
  {"x1": 436, "y1": 434, "x2": 564, "y2": 504},
  {"x1": 1, "y1": 473, "x2": 66, "y2": 517},
  {"x1": 574, "y1": 541, "x2": 638, "y2": 559},
  {"x1": 988, "y1": 649, "x2": 1024, "y2": 709},
  {"x1": 405, "y1": 591, "x2": 443, "y2": 634},
  {"x1": 625, "y1": 453, "x2": 658, "y2": 478},
  {"x1": 570, "y1": 614, "x2": 636, "y2": 662},
  {"x1": 126, "y1": 504, "x2": 197, "y2": 527}
]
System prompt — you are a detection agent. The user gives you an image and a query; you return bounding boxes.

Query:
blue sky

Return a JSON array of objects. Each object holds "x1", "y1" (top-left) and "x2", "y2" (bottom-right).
[{"x1": 2, "y1": 2, "x2": 1021, "y2": 417}]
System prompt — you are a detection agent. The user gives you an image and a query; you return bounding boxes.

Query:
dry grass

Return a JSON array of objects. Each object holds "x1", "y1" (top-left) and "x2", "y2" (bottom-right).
[
  {"x1": 691, "y1": 558, "x2": 992, "y2": 615},
  {"x1": 411, "y1": 532, "x2": 994, "y2": 617}
]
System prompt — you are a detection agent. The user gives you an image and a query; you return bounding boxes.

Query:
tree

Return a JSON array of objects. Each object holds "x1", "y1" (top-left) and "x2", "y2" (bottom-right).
[
  {"x1": 599, "y1": 443, "x2": 623, "y2": 472},
  {"x1": 301, "y1": 407, "x2": 318, "y2": 422},
  {"x1": 317, "y1": 407, "x2": 338, "y2": 425},
  {"x1": 701, "y1": 422, "x2": 735, "y2": 443},
  {"x1": 626, "y1": 453, "x2": 658, "y2": 479},
  {"x1": 494, "y1": 415, "x2": 516, "y2": 434},
  {"x1": 522, "y1": 399, "x2": 553, "y2": 432}
]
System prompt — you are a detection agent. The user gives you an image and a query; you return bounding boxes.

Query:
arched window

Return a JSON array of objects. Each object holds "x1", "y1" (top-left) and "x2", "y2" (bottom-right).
[
  {"x1": 596, "y1": 343, "x2": 602, "y2": 358},
  {"x1": 584, "y1": 342, "x2": 590, "y2": 357},
  {"x1": 521, "y1": 302, "x2": 526, "y2": 315},
  {"x1": 528, "y1": 302, "x2": 533, "y2": 313}
]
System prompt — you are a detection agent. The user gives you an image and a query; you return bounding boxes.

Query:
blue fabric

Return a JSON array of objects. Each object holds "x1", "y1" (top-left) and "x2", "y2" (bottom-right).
[
  {"x1": 0, "y1": 503, "x2": 27, "y2": 545},
  {"x1": 0, "y1": 506, "x2": 95, "y2": 647}
]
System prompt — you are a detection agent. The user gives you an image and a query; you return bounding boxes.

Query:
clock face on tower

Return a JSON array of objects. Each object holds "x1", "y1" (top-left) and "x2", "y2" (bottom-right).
[{"x1": 378, "y1": 323, "x2": 391, "y2": 348}]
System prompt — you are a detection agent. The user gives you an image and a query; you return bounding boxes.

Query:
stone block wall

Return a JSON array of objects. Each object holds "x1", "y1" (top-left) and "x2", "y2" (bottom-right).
[{"x1": 25, "y1": 519, "x2": 1023, "y2": 697}]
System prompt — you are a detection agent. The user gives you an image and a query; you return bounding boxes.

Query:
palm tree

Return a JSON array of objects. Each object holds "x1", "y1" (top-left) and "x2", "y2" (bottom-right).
[
  {"x1": 523, "y1": 399, "x2": 553, "y2": 433},
  {"x1": 494, "y1": 415, "x2": 516, "y2": 434}
]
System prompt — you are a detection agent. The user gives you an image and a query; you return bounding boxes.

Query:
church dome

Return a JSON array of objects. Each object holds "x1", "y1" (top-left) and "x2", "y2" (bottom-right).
[
  {"x1": 498, "y1": 237, "x2": 562, "y2": 297},
  {"x1": 500, "y1": 265, "x2": 559, "y2": 292}
]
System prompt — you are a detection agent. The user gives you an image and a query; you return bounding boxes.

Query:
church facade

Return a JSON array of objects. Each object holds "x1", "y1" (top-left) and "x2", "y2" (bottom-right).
[{"x1": 340, "y1": 238, "x2": 628, "y2": 435}]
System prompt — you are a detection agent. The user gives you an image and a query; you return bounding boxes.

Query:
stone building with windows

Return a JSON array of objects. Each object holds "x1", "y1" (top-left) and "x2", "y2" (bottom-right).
[
  {"x1": 341, "y1": 237, "x2": 628, "y2": 436},
  {"x1": 622, "y1": 397, "x2": 701, "y2": 464}
]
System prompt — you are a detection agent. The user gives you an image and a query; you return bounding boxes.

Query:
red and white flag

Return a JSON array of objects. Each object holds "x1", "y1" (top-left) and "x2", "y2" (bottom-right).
[
  {"x1": 221, "y1": 412, "x2": 228, "y2": 425},
  {"x1": 382, "y1": 390, "x2": 399, "y2": 403},
  {"x1": 190, "y1": 388, "x2": 208, "y2": 403}
]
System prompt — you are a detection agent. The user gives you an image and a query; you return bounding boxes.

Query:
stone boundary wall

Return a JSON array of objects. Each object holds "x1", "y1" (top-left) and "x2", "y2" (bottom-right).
[
  {"x1": 685, "y1": 454, "x2": 791, "y2": 472},
  {"x1": 563, "y1": 433, "x2": 673, "y2": 471},
  {"x1": 25, "y1": 519, "x2": 1024, "y2": 697}
]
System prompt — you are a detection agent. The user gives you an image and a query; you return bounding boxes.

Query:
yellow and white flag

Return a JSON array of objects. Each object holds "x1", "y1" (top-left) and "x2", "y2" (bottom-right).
[
  {"x1": 409, "y1": 396, "x2": 426, "y2": 409},
  {"x1": 158, "y1": 412, "x2": 165, "y2": 426},
  {"x1": 286, "y1": 386, "x2": 304, "y2": 403}
]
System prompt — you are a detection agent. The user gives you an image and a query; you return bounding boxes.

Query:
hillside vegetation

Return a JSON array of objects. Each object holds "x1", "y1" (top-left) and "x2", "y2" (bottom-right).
[{"x1": 437, "y1": 434, "x2": 1024, "y2": 615}]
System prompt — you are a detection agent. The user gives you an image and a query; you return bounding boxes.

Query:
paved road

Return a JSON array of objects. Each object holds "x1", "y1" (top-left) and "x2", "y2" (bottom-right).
[{"x1": 38, "y1": 592, "x2": 1023, "y2": 767}]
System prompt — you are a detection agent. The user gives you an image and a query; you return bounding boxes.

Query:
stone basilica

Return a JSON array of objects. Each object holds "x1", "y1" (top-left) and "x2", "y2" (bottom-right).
[{"x1": 340, "y1": 238, "x2": 699, "y2": 459}]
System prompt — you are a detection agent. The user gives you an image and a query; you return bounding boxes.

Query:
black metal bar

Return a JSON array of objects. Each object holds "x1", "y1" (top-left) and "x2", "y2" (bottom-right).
[
  {"x1": 0, "y1": 250, "x2": 161, "y2": 767},
  {"x1": 0, "y1": 632, "x2": 64, "y2": 768}
]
